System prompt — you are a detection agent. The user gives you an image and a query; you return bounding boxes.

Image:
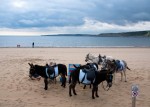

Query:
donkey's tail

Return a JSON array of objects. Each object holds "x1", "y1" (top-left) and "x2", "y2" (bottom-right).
[
  {"x1": 63, "y1": 65, "x2": 67, "y2": 76},
  {"x1": 127, "y1": 66, "x2": 131, "y2": 70},
  {"x1": 64, "y1": 65, "x2": 67, "y2": 76},
  {"x1": 69, "y1": 75, "x2": 72, "y2": 84}
]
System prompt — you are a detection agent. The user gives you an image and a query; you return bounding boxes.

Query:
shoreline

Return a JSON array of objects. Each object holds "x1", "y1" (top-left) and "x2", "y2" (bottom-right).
[{"x1": 1, "y1": 46, "x2": 150, "y2": 48}]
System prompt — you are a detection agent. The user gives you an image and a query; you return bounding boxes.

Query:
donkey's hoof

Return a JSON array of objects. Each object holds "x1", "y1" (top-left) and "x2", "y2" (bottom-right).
[
  {"x1": 96, "y1": 95, "x2": 99, "y2": 97},
  {"x1": 92, "y1": 97, "x2": 95, "y2": 99},
  {"x1": 69, "y1": 95, "x2": 72, "y2": 97},
  {"x1": 61, "y1": 85, "x2": 65, "y2": 88},
  {"x1": 74, "y1": 93, "x2": 77, "y2": 95}
]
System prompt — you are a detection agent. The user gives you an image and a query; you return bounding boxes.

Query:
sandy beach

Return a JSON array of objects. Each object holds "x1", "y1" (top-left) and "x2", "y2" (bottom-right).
[{"x1": 0, "y1": 48, "x2": 150, "y2": 107}]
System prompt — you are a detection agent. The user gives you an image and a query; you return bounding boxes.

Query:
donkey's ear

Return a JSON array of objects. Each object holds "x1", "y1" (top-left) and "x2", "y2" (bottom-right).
[
  {"x1": 87, "y1": 53, "x2": 90, "y2": 57},
  {"x1": 28, "y1": 63, "x2": 31, "y2": 66},
  {"x1": 73, "y1": 64, "x2": 77, "y2": 68},
  {"x1": 73, "y1": 64, "x2": 79, "y2": 68},
  {"x1": 46, "y1": 63, "x2": 48, "y2": 66},
  {"x1": 73, "y1": 64, "x2": 81, "y2": 69},
  {"x1": 28, "y1": 63, "x2": 33, "y2": 66}
]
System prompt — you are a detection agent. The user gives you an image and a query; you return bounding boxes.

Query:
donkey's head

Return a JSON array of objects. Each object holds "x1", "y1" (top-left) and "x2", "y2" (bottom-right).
[
  {"x1": 85, "y1": 53, "x2": 90, "y2": 62},
  {"x1": 85, "y1": 53, "x2": 96, "y2": 62},
  {"x1": 105, "y1": 71, "x2": 113, "y2": 87},
  {"x1": 28, "y1": 63, "x2": 36, "y2": 78},
  {"x1": 105, "y1": 60, "x2": 117, "y2": 73}
]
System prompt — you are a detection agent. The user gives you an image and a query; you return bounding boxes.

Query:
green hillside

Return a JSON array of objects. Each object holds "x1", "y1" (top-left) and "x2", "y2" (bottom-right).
[
  {"x1": 42, "y1": 30, "x2": 150, "y2": 37},
  {"x1": 98, "y1": 31, "x2": 150, "y2": 37}
]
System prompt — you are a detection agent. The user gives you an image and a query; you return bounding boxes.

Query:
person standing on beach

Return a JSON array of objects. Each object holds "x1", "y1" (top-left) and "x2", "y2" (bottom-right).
[{"x1": 32, "y1": 42, "x2": 34, "y2": 48}]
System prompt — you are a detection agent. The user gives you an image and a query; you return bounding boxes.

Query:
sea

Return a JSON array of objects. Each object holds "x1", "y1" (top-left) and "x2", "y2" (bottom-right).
[{"x1": 0, "y1": 36, "x2": 150, "y2": 48}]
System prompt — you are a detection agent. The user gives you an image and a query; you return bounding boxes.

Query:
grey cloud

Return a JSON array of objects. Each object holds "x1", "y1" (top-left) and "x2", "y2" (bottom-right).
[{"x1": 0, "y1": 0, "x2": 150, "y2": 29}]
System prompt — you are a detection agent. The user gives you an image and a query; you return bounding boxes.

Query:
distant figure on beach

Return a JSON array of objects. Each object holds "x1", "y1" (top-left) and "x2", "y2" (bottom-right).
[
  {"x1": 32, "y1": 42, "x2": 34, "y2": 48},
  {"x1": 17, "y1": 44, "x2": 20, "y2": 48}
]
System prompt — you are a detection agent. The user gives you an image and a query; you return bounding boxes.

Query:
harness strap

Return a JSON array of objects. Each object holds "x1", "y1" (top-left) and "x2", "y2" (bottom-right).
[
  {"x1": 81, "y1": 73, "x2": 86, "y2": 83},
  {"x1": 53, "y1": 69, "x2": 55, "y2": 78},
  {"x1": 45, "y1": 68, "x2": 50, "y2": 78},
  {"x1": 93, "y1": 65, "x2": 97, "y2": 70},
  {"x1": 102, "y1": 81, "x2": 110, "y2": 91}
]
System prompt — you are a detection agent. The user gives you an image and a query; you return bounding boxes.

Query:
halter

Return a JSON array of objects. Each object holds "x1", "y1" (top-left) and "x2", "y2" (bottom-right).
[
  {"x1": 29, "y1": 66, "x2": 36, "y2": 78},
  {"x1": 29, "y1": 67, "x2": 35, "y2": 74}
]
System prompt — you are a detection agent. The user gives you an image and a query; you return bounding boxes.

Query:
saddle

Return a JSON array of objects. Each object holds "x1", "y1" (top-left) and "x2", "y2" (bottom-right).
[
  {"x1": 115, "y1": 60, "x2": 123, "y2": 71},
  {"x1": 87, "y1": 63, "x2": 96, "y2": 70},
  {"x1": 82, "y1": 68, "x2": 96, "y2": 82},
  {"x1": 46, "y1": 66, "x2": 55, "y2": 79}
]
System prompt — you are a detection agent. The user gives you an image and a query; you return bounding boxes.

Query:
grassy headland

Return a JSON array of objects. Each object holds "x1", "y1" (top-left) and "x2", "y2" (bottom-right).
[{"x1": 42, "y1": 30, "x2": 150, "y2": 37}]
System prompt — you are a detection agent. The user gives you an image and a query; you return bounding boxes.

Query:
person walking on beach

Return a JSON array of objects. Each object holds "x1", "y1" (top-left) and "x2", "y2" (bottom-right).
[{"x1": 32, "y1": 42, "x2": 34, "y2": 48}]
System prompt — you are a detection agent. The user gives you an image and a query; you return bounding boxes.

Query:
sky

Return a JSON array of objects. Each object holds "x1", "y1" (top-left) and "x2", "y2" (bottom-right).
[{"x1": 0, "y1": 0, "x2": 150, "y2": 35}]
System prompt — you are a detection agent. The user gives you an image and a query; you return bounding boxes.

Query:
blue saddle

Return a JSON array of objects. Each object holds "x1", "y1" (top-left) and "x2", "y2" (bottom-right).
[
  {"x1": 79, "y1": 68, "x2": 96, "y2": 85},
  {"x1": 115, "y1": 60, "x2": 123, "y2": 71}
]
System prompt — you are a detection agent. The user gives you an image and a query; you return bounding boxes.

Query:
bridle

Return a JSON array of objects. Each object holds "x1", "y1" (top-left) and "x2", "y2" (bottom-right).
[{"x1": 29, "y1": 66, "x2": 35, "y2": 77}]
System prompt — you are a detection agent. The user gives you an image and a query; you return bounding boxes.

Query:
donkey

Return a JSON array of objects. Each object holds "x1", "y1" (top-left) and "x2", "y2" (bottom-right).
[
  {"x1": 105, "y1": 59, "x2": 131, "y2": 82},
  {"x1": 82, "y1": 63, "x2": 99, "y2": 89},
  {"x1": 85, "y1": 53, "x2": 114, "y2": 69},
  {"x1": 28, "y1": 63, "x2": 67, "y2": 90},
  {"x1": 85, "y1": 53, "x2": 102, "y2": 64},
  {"x1": 69, "y1": 64, "x2": 113, "y2": 99}
]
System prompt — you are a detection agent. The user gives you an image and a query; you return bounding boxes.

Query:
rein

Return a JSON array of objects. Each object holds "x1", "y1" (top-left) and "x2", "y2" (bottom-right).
[{"x1": 102, "y1": 81, "x2": 110, "y2": 91}]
